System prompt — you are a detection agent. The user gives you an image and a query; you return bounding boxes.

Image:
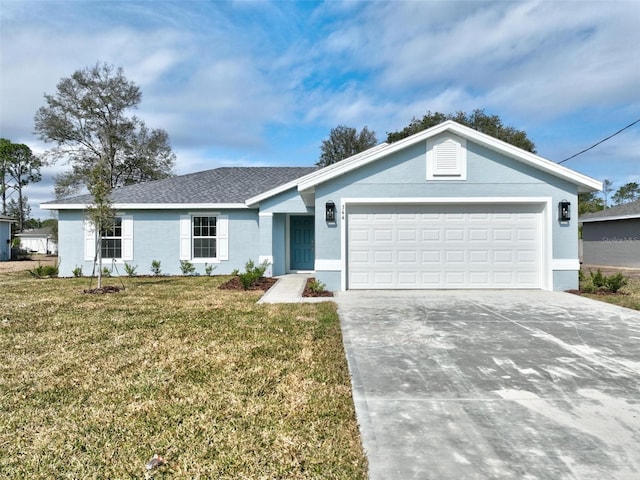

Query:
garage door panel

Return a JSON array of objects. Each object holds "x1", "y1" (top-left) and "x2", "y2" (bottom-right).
[
  {"x1": 398, "y1": 250, "x2": 417, "y2": 263},
  {"x1": 347, "y1": 203, "x2": 543, "y2": 289},
  {"x1": 374, "y1": 229, "x2": 393, "y2": 242}
]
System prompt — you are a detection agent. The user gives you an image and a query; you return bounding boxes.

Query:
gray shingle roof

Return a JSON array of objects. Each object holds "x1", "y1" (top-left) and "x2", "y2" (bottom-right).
[
  {"x1": 580, "y1": 198, "x2": 640, "y2": 222},
  {"x1": 44, "y1": 167, "x2": 318, "y2": 206}
]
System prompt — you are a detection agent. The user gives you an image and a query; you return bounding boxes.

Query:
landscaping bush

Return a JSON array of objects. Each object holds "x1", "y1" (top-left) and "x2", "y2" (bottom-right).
[
  {"x1": 150, "y1": 260, "x2": 162, "y2": 276},
  {"x1": 580, "y1": 269, "x2": 629, "y2": 294},
  {"x1": 238, "y1": 259, "x2": 269, "y2": 290},
  {"x1": 204, "y1": 262, "x2": 216, "y2": 276},
  {"x1": 180, "y1": 260, "x2": 196, "y2": 275},
  {"x1": 72, "y1": 266, "x2": 83, "y2": 278},
  {"x1": 605, "y1": 273, "x2": 628, "y2": 293},
  {"x1": 29, "y1": 263, "x2": 59, "y2": 278},
  {"x1": 123, "y1": 262, "x2": 137, "y2": 277},
  {"x1": 308, "y1": 279, "x2": 326, "y2": 293}
]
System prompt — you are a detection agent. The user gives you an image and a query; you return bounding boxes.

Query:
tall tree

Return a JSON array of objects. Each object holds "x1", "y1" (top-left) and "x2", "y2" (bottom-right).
[
  {"x1": 611, "y1": 182, "x2": 640, "y2": 205},
  {"x1": 578, "y1": 192, "x2": 604, "y2": 215},
  {"x1": 317, "y1": 126, "x2": 378, "y2": 167},
  {"x1": 602, "y1": 179, "x2": 613, "y2": 208},
  {"x1": 34, "y1": 62, "x2": 176, "y2": 198},
  {"x1": 386, "y1": 109, "x2": 536, "y2": 153},
  {"x1": 0, "y1": 139, "x2": 42, "y2": 230}
]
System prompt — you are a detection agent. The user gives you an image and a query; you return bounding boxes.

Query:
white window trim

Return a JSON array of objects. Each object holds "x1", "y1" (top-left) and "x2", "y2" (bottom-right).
[
  {"x1": 84, "y1": 215, "x2": 133, "y2": 263},
  {"x1": 180, "y1": 213, "x2": 228, "y2": 263},
  {"x1": 426, "y1": 135, "x2": 467, "y2": 180}
]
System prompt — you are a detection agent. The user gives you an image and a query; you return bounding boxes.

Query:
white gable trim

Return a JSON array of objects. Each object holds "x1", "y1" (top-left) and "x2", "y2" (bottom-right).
[
  {"x1": 297, "y1": 121, "x2": 602, "y2": 193},
  {"x1": 244, "y1": 143, "x2": 389, "y2": 206}
]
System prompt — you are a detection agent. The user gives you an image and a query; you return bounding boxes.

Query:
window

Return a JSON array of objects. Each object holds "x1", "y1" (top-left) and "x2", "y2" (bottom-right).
[
  {"x1": 84, "y1": 215, "x2": 133, "y2": 262},
  {"x1": 193, "y1": 216, "x2": 216, "y2": 258},
  {"x1": 426, "y1": 135, "x2": 467, "y2": 180},
  {"x1": 179, "y1": 214, "x2": 229, "y2": 262},
  {"x1": 101, "y1": 217, "x2": 122, "y2": 259}
]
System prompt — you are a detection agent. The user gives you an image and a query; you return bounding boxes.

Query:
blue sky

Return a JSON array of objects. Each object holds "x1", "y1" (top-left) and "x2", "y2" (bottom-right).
[{"x1": 1, "y1": 0, "x2": 639, "y2": 219}]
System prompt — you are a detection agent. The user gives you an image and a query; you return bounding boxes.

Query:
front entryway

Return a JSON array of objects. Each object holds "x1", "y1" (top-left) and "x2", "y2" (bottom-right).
[{"x1": 289, "y1": 216, "x2": 314, "y2": 270}]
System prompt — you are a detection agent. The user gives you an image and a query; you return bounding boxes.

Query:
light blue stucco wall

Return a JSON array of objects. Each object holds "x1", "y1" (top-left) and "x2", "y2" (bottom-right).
[
  {"x1": 311, "y1": 138, "x2": 580, "y2": 291},
  {"x1": 0, "y1": 221, "x2": 11, "y2": 261},
  {"x1": 57, "y1": 209, "x2": 260, "y2": 277}
]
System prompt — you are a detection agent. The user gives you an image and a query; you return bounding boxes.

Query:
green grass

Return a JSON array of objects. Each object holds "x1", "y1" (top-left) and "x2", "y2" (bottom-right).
[
  {"x1": 580, "y1": 277, "x2": 640, "y2": 311},
  {"x1": 0, "y1": 273, "x2": 367, "y2": 479}
]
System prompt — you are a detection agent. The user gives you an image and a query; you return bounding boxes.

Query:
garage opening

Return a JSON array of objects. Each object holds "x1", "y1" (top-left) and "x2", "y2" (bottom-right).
[{"x1": 347, "y1": 203, "x2": 544, "y2": 289}]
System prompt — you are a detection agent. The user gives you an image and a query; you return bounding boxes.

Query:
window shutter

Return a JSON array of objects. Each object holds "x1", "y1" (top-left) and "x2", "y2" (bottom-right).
[
  {"x1": 179, "y1": 215, "x2": 191, "y2": 260},
  {"x1": 217, "y1": 215, "x2": 228, "y2": 261},
  {"x1": 121, "y1": 215, "x2": 133, "y2": 261},
  {"x1": 84, "y1": 218, "x2": 96, "y2": 261},
  {"x1": 433, "y1": 139, "x2": 460, "y2": 175}
]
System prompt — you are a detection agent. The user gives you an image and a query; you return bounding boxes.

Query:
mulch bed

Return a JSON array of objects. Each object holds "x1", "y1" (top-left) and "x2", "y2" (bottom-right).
[
  {"x1": 83, "y1": 285, "x2": 122, "y2": 294},
  {"x1": 218, "y1": 276, "x2": 334, "y2": 297},
  {"x1": 303, "y1": 277, "x2": 333, "y2": 297},
  {"x1": 219, "y1": 276, "x2": 278, "y2": 291}
]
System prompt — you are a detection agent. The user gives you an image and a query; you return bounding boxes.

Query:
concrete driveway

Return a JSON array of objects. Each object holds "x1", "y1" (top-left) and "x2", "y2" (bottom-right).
[{"x1": 335, "y1": 290, "x2": 640, "y2": 480}]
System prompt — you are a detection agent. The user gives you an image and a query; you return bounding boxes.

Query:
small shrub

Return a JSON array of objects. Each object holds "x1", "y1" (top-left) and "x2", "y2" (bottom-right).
[
  {"x1": 150, "y1": 260, "x2": 162, "y2": 276},
  {"x1": 29, "y1": 263, "x2": 59, "y2": 279},
  {"x1": 180, "y1": 260, "x2": 196, "y2": 276},
  {"x1": 72, "y1": 266, "x2": 83, "y2": 278},
  {"x1": 205, "y1": 263, "x2": 216, "y2": 276},
  {"x1": 101, "y1": 267, "x2": 111, "y2": 278},
  {"x1": 230, "y1": 268, "x2": 240, "y2": 276},
  {"x1": 238, "y1": 259, "x2": 270, "y2": 290},
  {"x1": 123, "y1": 263, "x2": 137, "y2": 277},
  {"x1": 605, "y1": 273, "x2": 628, "y2": 293},
  {"x1": 580, "y1": 269, "x2": 629, "y2": 294},
  {"x1": 590, "y1": 269, "x2": 605, "y2": 289},
  {"x1": 308, "y1": 279, "x2": 326, "y2": 293}
]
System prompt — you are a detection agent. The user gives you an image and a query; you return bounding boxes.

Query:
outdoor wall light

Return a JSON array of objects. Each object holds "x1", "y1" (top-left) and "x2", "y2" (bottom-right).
[
  {"x1": 559, "y1": 200, "x2": 571, "y2": 222},
  {"x1": 325, "y1": 201, "x2": 336, "y2": 223}
]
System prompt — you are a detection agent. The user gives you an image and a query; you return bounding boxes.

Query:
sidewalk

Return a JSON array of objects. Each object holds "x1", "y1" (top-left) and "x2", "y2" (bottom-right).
[{"x1": 257, "y1": 274, "x2": 335, "y2": 304}]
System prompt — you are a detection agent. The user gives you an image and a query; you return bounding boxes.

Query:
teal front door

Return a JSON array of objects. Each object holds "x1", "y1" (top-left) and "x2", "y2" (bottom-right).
[{"x1": 290, "y1": 216, "x2": 315, "y2": 270}]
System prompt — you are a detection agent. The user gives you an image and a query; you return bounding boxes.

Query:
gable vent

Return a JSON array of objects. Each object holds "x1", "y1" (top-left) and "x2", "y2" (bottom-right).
[
  {"x1": 426, "y1": 135, "x2": 467, "y2": 180},
  {"x1": 434, "y1": 140, "x2": 460, "y2": 174}
]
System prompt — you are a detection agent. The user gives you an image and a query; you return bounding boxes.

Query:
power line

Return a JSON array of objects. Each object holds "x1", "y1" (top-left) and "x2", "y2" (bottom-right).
[{"x1": 558, "y1": 118, "x2": 640, "y2": 164}]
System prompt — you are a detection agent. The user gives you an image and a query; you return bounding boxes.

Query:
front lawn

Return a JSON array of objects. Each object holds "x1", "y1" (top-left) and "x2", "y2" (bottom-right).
[{"x1": 0, "y1": 273, "x2": 367, "y2": 479}]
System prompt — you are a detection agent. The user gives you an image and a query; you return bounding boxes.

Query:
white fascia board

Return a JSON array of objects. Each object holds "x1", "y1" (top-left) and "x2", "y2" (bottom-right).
[
  {"x1": 581, "y1": 214, "x2": 640, "y2": 223},
  {"x1": 297, "y1": 120, "x2": 602, "y2": 193},
  {"x1": 40, "y1": 202, "x2": 250, "y2": 210}
]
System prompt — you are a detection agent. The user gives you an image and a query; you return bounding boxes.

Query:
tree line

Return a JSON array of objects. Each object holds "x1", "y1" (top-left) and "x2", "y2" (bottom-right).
[{"x1": 5, "y1": 62, "x2": 637, "y2": 239}]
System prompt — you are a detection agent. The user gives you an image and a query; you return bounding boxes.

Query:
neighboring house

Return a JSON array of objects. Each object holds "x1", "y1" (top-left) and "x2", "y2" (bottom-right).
[
  {"x1": 15, "y1": 228, "x2": 58, "y2": 255},
  {"x1": 41, "y1": 121, "x2": 601, "y2": 291},
  {"x1": 580, "y1": 199, "x2": 640, "y2": 267},
  {"x1": 0, "y1": 215, "x2": 14, "y2": 261}
]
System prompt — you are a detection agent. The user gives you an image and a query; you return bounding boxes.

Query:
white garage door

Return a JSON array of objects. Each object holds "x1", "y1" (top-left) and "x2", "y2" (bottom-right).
[{"x1": 347, "y1": 203, "x2": 544, "y2": 289}]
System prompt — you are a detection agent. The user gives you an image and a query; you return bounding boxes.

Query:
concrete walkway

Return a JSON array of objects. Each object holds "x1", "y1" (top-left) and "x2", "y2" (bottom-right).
[{"x1": 257, "y1": 273, "x2": 334, "y2": 304}]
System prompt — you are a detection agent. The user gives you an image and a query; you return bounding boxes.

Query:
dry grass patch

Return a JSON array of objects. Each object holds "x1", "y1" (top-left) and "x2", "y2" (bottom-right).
[
  {"x1": 0, "y1": 273, "x2": 367, "y2": 479},
  {"x1": 580, "y1": 277, "x2": 640, "y2": 311}
]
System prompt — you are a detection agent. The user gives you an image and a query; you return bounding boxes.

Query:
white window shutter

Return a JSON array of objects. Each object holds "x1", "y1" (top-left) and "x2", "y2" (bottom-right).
[
  {"x1": 121, "y1": 215, "x2": 133, "y2": 261},
  {"x1": 84, "y1": 218, "x2": 96, "y2": 261},
  {"x1": 179, "y1": 215, "x2": 191, "y2": 260},
  {"x1": 217, "y1": 215, "x2": 228, "y2": 261}
]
